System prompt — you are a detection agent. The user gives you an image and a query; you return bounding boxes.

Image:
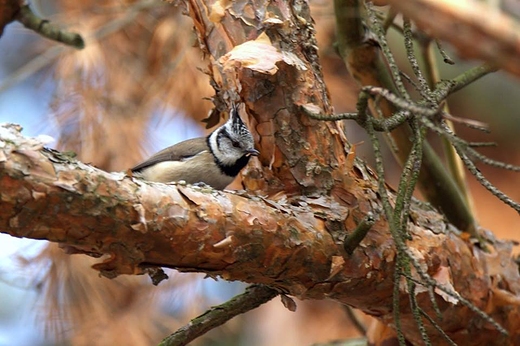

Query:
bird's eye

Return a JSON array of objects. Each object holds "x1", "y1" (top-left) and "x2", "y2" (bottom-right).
[{"x1": 232, "y1": 140, "x2": 240, "y2": 148}]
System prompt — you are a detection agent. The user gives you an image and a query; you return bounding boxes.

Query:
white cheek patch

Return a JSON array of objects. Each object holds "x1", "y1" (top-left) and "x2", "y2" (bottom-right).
[{"x1": 208, "y1": 131, "x2": 220, "y2": 155}]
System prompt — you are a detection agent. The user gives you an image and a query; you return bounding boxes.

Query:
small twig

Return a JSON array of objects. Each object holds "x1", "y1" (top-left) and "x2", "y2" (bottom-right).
[
  {"x1": 402, "y1": 17, "x2": 434, "y2": 102},
  {"x1": 401, "y1": 279, "x2": 456, "y2": 346},
  {"x1": 441, "y1": 112, "x2": 490, "y2": 132},
  {"x1": 368, "y1": 5, "x2": 410, "y2": 100},
  {"x1": 400, "y1": 71, "x2": 424, "y2": 94},
  {"x1": 421, "y1": 35, "x2": 478, "y2": 215},
  {"x1": 421, "y1": 118, "x2": 520, "y2": 212},
  {"x1": 16, "y1": 5, "x2": 85, "y2": 49},
  {"x1": 394, "y1": 119, "x2": 424, "y2": 239},
  {"x1": 304, "y1": 110, "x2": 359, "y2": 121},
  {"x1": 420, "y1": 119, "x2": 519, "y2": 172},
  {"x1": 461, "y1": 147, "x2": 520, "y2": 172},
  {"x1": 393, "y1": 264, "x2": 407, "y2": 345},
  {"x1": 401, "y1": 254, "x2": 508, "y2": 337},
  {"x1": 364, "y1": 105, "x2": 410, "y2": 345},
  {"x1": 376, "y1": 111, "x2": 412, "y2": 132},
  {"x1": 408, "y1": 280, "x2": 432, "y2": 346},
  {"x1": 447, "y1": 63, "x2": 498, "y2": 95},
  {"x1": 435, "y1": 40, "x2": 455, "y2": 65},
  {"x1": 360, "y1": 82, "x2": 507, "y2": 343},
  {"x1": 430, "y1": 63, "x2": 497, "y2": 104},
  {"x1": 362, "y1": 86, "x2": 439, "y2": 117},
  {"x1": 468, "y1": 141, "x2": 497, "y2": 148},
  {"x1": 158, "y1": 285, "x2": 279, "y2": 346},
  {"x1": 419, "y1": 308, "x2": 457, "y2": 346},
  {"x1": 427, "y1": 285, "x2": 443, "y2": 319},
  {"x1": 301, "y1": 102, "x2": 411, "y2": 132},
  {"x1": 469, "y1": 151, "x2": 520, "y2": 171},
  {"x1": 456, "y1": 147, "x2": 520, "y2": 213},
  {"x1": 344, "y1": 212, "x2": 377, "y2": 254}
]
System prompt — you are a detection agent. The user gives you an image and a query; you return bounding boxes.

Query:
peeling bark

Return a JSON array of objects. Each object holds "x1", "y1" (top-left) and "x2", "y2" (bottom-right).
[{"x1": 1, "y1": 121, "x2": 520, "y2": 345}]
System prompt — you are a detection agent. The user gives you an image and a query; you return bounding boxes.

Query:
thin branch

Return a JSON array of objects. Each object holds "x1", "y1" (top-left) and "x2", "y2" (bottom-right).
[
  {"x1": 402, "y1": 17, "x2": 434, "y2": 102},
  {"x1": 159, "y1": 285, "x2": 278, "y2": 346},
  {"x1": 393, "y1": 119, "x2": 424, "y2": 239},
  {"x1": 16, "y1": 4, "x2": 85, "y2": 49},
  {"x1": 367, "y1": 5, "x2": 410, "y2": 100},
  {"x1": 421, "y1": 118, "x2": 520, "y2": 212},
  {"x1": 419, "y1": 308, "x2": 457, "y2": 346},
  {"x1": 301, "y1": 103, "x2": 411, "y2": 132},
  {"x1": 456, "y1": 147, "x2": 520, "y2": 213},
  {"x1": 393, "y1": 265, "x2": 406, "y2": 345},
  {"x1": 408, "y1": 281, "x2": 432, "y2": 346},
  {"x1": 448, "y1": 63, "x2": 498, "y2": 95},
  {"x1": 468, "y1": 141, "x2": 497, "y2": 148},
  {"x1": 400, "y1": 250, "x2": 508, "y2": 337},
  {"x1": 337, "y1": 1, "x2": 477, "y2": 236},
  {"x1": 364, "y1": 109, "x2": 408, "y2": 345},
  {"x1": 434, "y1": 40, "x2": 455, "y2": 65},
  {"x1": 362, "y1": 86, "x2": 438, "y2": 117},
  {"x1": 360, "y1": 79, "x2": 508, "y2": 341},
  {"x1": 304, "y1": 109, "x2": 359, "y2": 122}
]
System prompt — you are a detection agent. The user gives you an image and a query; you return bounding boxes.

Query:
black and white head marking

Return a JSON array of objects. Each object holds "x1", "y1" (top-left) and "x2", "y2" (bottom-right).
[{"x1": 207, "y1": 104, "x2": 258, "y2": 177}]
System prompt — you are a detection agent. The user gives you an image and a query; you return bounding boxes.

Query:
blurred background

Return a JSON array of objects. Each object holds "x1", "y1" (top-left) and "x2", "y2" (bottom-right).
[{"x1": 0, "y1": 0, "x2": 519, "y2": 345}]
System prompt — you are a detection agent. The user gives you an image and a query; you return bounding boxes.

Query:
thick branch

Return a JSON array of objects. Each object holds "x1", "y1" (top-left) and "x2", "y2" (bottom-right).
[{"x1": 1, "y1": 124, "x2": 520, "y2": 344}]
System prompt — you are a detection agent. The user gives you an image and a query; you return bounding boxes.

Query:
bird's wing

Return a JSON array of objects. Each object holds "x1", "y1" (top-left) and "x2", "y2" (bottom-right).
[{"x1": 130, "y1": 137, "x2": 208, "y2": 172}]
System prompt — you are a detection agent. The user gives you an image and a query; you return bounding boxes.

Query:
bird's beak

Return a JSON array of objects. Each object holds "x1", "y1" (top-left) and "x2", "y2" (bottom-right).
[{"x1": 246, "y1": 148, "x2": 260, "y2": 157}]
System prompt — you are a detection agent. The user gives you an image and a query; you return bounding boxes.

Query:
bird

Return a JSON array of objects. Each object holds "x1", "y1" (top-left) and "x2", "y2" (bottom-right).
[{"x1": 130, "y1": 104, "x2": 259, "y2": 189}]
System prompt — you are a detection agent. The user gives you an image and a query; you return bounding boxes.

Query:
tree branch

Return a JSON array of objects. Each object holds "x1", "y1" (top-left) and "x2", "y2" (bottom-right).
[
  {"x1": 159, "y1": 285, "x2": 278, "y2": 346},
  {"x1": 1, "y1": 121, "x2": 520, "y2": 343},
  {"x1": 16, "y1": 4, "x2": 85, "y2": 49}
]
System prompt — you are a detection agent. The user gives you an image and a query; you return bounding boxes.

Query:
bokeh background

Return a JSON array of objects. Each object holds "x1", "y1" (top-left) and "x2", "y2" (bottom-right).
[{"x1": 0, "y1": 1, "x2": 519, "y2": 345}]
